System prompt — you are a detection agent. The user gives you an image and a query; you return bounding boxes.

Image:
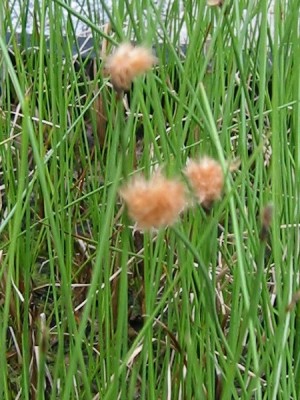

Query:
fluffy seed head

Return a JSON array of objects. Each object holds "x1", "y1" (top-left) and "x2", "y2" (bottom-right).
[
  {"x1": 207, "y1": 0, "x2": 223, "y2": 6},
  {"x1": 119, "y1": 173, "x2": 186, "y2": 230},
  {"x1": 105, "y1": 43, "x2": 157, "y2": 92},
  {"x1": 184, "y1": 157, "x2": 224, "y2": 207}
]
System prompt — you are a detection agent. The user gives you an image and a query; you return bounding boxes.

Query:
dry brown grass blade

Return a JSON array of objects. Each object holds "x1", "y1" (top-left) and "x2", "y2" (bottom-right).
[{"x1": 94, "y1": 95, "x2": 107, "y2": 147}]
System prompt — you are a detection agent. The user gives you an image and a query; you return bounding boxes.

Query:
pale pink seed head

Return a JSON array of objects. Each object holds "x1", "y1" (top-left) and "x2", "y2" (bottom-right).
[
  {"x1": 105, "y1": 43, "x2": 157, "y2": 92},
  {"x1": 119, "y1": 173, "x2": 187, "y2": 230},
  {"x1": 207, "y1": 0, "x2": 223, "y2": 6},
  {"x1": 184, "y1": 157, "x2": 224, "y2": 207}
]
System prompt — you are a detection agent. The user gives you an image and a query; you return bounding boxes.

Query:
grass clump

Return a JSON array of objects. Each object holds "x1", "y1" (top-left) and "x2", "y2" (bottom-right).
[{"x1": 0, "y1": 0, "x2": 300, "y2": 399}]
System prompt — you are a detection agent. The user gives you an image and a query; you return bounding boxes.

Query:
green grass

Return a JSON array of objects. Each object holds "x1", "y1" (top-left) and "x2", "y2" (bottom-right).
[{"x1": 0, "y1": 0, "x2": 299, "y2": 398}]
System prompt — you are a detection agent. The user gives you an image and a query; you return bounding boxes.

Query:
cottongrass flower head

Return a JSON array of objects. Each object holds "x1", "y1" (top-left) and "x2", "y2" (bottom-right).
[
  {"x1": 119, "y1": 172, "x2": 187, "y2": 230},
  {"x1": 207, "y1": 0, "x2": 223, "y2": 6},
  {"x1": 184, "y1": 156, "x2": 224, "y2": 208},
  {"x1": 105, "y1": 43, "x2": 157, "y2": 93}
]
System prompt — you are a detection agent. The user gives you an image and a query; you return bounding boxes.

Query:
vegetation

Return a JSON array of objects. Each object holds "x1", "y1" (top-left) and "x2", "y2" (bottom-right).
[{"x1": 0, "y1": 0, "x2": 299, "y2": 398}]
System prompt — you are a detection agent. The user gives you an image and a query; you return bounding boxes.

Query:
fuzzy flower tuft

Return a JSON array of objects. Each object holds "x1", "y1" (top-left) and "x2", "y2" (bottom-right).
[
  {"x1": 119, "y1": 173, "x2": 186, "y2": 230},
  {"x1": 207, "y1": 0, "x2": 223, "y2": 6},
  {"x1": 105, "y1": 43, "x2": 157, "y2": 93},
  {"x1": 184, "y1": 157, "x2": 224, "y2": 207}
]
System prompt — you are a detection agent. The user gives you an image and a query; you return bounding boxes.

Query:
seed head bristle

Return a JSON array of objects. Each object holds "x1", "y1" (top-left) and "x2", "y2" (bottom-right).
[
  {"x1": 119, "y1": 173, "x2": 187, "y2": 230},
  {"x1": 184, "y1": 157, "x2": 224, "y2": 208},
  {"x1": 105, "y1": 43, "x2": 157, "y2": 93},
  {"x1": 207, "y1": 0, "x2": 223, "y2": 6}
]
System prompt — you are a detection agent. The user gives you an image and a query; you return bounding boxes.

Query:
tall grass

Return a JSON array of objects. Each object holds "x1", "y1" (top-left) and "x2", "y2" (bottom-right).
[{"x1": 0, "y1": 0, "x2": 299, "y2": 399}]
